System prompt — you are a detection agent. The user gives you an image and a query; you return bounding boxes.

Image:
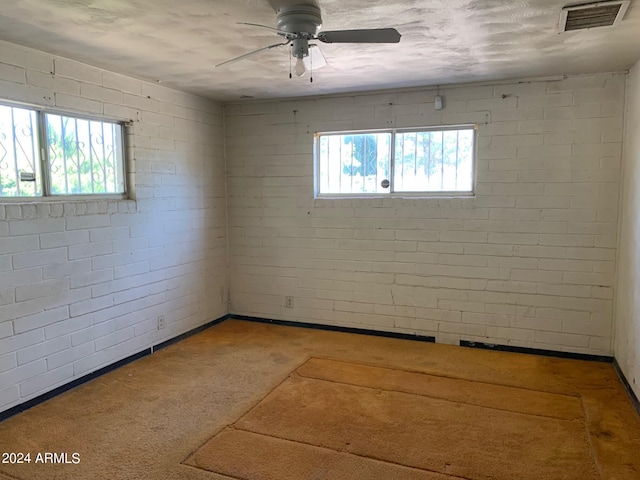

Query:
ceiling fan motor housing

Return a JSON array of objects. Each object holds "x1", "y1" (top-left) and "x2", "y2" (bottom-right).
[{"x1": 276, "y1": 5, "x2": 322, "y2": 36}]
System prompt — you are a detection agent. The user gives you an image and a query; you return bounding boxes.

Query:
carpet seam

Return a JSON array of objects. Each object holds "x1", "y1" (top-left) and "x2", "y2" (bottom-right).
[
  {"x1": 305, "y1": 355, "x2": 582, "y2": 398},
  {"x1": 179, "y1": 460, "x2": 243, "y2": 480},
  {"x1": 180, "y1": 355, "x2": 315, "y2": 465},
  {"x1": 579, "y1": 397, "x2": 606, "y2": 480},
  {"x1": 0, "y1": 471, "x2": 21, "y2": 480},
  {"x1": 181, "y1": 423, "x2": 246, "y2": 465},
  {"x1": 218, "y1": 427, "x2": 474, "y2": 480},
  {"x1": 292, "y1": 371, "x2": 584, "y2": 422},
  {"x1": 229, "y1": 355, "x2": 314, "y2": 429}
]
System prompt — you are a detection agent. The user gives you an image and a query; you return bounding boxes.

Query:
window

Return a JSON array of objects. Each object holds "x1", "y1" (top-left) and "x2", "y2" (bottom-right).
[
  {"x1": 0, "y1": 103, "x2": 126, "y2": 198},
  {"x1": 315, "y1": 125, "x2": 476, "y2": 197}
]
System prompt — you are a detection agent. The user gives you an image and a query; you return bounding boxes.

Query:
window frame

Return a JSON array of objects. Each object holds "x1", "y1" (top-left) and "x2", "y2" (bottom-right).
[
  {"x1": 0, "y1": 100, "x2": 129, "y2": 201},
  {"x1": 314, "y1": 124, "x2": 478, "y2": 199}
]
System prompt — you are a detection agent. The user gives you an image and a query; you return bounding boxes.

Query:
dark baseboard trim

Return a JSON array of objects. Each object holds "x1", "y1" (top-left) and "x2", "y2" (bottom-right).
[
  {"x1": 612, "y1": 358, "x2": 640, "y2": 417},
  {"x1": 0, "y1": 314, "x2": 231, "y2": 423},
  {"x1": 459, "y1": 340, "x2": 614, "y2": 363},
  {"x1": 0, "y1": 348, "x2": 151, "y2": 423},
  {"x1": 230, "y1": 314, "x2": 436, "y2": 343},
  {"x1": 153, "y1": 314, "x2": 231, "y2": 352},
  {"x1": 4, "y1": 314, "x2": 636, "y2": 422}
]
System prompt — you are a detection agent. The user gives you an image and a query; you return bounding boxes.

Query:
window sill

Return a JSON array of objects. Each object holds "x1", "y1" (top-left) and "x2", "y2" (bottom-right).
[
  {"x1": 315, "y1": 192, "x2": 476, "y2": 200},
  {"x1": 0, "y1": 194, "x2": 129, "y2": 203},
  {"x1": 0, "y1": 197, "x2": 136, "y2": 220}
]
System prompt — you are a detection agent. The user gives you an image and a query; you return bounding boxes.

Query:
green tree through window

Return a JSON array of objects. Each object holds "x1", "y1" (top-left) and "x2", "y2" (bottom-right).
[
  {"x1": 317, "y1": 126, "x2": 475, "y2": 196},
  {"x1": 0, "y1": 102, "x2": 125, "y2": 198}
]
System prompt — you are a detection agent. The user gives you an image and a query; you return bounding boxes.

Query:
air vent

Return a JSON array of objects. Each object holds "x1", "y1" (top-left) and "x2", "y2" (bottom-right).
[{"x1": 560, "y1": 1, "x2": 629, "y2": 32}]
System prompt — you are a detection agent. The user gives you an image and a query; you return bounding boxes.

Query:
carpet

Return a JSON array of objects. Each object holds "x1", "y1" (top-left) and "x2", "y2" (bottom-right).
[{"x1": 186, "y1": 357, "x2": 600, "y2": 480}]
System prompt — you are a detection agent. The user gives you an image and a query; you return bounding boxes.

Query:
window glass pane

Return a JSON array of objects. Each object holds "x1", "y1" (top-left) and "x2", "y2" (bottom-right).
[
  {"x1": 46, "y1": 114, "x2": 125, "y2": 195},
  {"x1": 0, "y1": 105, "x2": 41, "y2": 197},
  {"x1": 394, "y1": 127, "x2": 474, "y2": 193},
  {"x1": 318, "y1": 132, "x2": 391, "y2": 195}
]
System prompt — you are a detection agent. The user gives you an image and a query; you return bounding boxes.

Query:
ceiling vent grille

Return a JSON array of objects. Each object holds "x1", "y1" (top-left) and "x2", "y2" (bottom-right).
[{"x1": 560, "y1": 1, "x2": 629, "y2": 32}]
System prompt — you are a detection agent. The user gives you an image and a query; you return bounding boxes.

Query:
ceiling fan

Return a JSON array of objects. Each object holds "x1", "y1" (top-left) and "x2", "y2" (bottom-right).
[{"x1": 215, "y1": 4, "x2": 401, "y2": 78}]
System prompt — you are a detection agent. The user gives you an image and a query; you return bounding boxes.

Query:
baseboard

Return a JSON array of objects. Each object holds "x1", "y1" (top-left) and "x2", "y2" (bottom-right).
[
  {"x1": 458, "y1": 340, "x2": 640, "y2": 414},
  {"x1": 153, "y1": 314, "x2": 230, "y2": 352},
  {"x1": 0, "y1": 314, "x2": 231, "y2": 423},
  {"x1": 0, "y1": 348, "x2": 152, "y2": 423},
  {"x1": 230, "y1": 314, "x2": 436, "y2": 343},
  {"x1": 4, "y1": 315, "x2": 636, "y2": 423},
  {"x1": 459, "y1": 340, "x2": 613, "y2": 363},
  {"x1": 612, "y1": 358, "x2": 640, "y2": 417}
]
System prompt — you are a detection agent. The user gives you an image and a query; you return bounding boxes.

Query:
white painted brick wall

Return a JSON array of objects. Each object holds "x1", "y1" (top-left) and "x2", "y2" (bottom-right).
[
  {"x1": 0, "y1": 39, "x2": 629, "y2": 414},
  {"x1": 226, "y1": 72, "x2": 624, "y2": 356},
  {"x1": 0, "y1": 40, "x2": 227, "y2": 413},
  {"x1": 614, "y1": 59, "x2": 640, "y2": 399}
]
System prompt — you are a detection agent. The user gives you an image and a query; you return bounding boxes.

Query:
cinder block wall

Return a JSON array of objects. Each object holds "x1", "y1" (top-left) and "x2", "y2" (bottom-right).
[
  {"x1": 0, "y1": 41, "x2": 228, "y2": 413},
  {"x1": 226, "y1": 72, "x2": 625, "y2": 355},
  {"x1": 615, "y1": 60, "x2": 640, "y2": 399}
]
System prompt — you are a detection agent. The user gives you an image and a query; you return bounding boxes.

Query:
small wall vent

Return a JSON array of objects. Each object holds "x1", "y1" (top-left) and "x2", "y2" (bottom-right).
[{"x1": 560, "y1": 1, "x2": 629, "y2": 32}]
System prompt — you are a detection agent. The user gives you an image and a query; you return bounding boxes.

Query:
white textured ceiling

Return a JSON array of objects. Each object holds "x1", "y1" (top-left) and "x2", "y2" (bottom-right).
[{"x1": 1, "y1": 0, "x2": 639, "y2": 100}]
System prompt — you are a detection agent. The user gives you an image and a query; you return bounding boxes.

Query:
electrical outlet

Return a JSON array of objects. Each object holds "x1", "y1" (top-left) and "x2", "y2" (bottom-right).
[
  {"x1": 157, "y1": 315, "x2": 165, "y2": 330},
  {"x1": 285, "y1": 296, "x2": 294, "y2": 308}
]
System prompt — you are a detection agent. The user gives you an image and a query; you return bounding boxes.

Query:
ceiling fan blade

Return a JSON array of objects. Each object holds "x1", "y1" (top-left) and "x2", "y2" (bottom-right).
[
  {"x1": 318, "y1": 28, "x2": 401, "y2": 44},
  {"x1": 215, "y1": 41, "x2": 290, "y2": 68},
  {"x1": 237, "y1": 22, "x2": 291, "y2": 36},
  {"x1": 303, "y1": 44, "x2": 327, "y2": 70}
]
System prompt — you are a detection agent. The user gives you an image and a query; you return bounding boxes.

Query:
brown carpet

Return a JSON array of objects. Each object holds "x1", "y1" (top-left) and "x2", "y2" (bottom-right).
[
  {"x1": 186, "y1": 357, "x2": 599, "y2": 480},
  {"x1": 0, "y1": 319, "x2": 639, "y2": 480}
]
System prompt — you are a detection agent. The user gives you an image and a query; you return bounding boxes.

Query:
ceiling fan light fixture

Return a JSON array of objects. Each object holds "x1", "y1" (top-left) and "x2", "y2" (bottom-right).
[
  {"x1": 294, "y1": 57, "x2": 306, "y2": 77},
  {"x1": 292, "y1": 37, "x2": 309, "y2": 58},
  {"x1": 291, "y1": 37, "x2": 309, "y2": 77}
]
